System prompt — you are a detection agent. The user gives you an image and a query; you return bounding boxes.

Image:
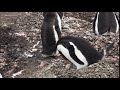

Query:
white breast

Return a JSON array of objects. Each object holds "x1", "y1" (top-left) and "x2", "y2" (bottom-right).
[
  {"x1": 95, "y1": 12, "x2": 100, "y2": 35},
  {"x1": 53, "y1": 25, "x2": 59, "y2": 43},
  {"x1": 57, "y1": 43, "x2": 88, "y2": 69},
  {"x1": 56, "y1": 13, "x2": 62, "y2": 31}
]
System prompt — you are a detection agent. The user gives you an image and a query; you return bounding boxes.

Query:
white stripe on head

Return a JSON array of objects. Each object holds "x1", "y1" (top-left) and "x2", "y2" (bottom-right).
[
  {"x1": 69, "y1": 42, "x2": 88, "y2": 67},
  {"x1": 57, "y1": 44, "x2": 88, "y2": 69},
  {"x1": 95, "y1": 12, "x2": 100, "y2": 35},
  {"x1": 56, "y1": 13, "x2": 62, "y2": 31},
  {"x1": 113, "y1": 12, "x2": 119, "y2": 33}
]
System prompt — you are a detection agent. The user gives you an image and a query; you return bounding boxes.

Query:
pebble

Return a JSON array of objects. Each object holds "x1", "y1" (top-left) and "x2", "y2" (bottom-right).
[
  {"x1": 39, "y1": 61, "x2": 49, "y2": 68},
  {"x1": 115, "y1": 63, "x2": 119, "y2": 66},
  {"x1": 65, "y1": 63, "x2": 71, "y2": 69}
]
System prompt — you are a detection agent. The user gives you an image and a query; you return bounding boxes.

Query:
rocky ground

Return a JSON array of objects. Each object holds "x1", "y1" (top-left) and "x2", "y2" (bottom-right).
[{"x1": 0, "y1": 12, "x2": 119, "y2": 78}]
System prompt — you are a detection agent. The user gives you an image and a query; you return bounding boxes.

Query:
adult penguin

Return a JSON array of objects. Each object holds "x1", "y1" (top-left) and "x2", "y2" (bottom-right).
[
  {"x1": 57, "y1": 36, "x2": 114, "y2": 69},
  {"x1": 41, "y1": 12, "x2": 61, "y2": 57},
  {"x1": 57, "y1": 12, "x2": 64, "y2": 19},
  {"x1": 93, "y1": 12, "x2": 119, "y2": 35},
  {"x1": 43, "y1": 12, "x2": 64, "y2": 19}
]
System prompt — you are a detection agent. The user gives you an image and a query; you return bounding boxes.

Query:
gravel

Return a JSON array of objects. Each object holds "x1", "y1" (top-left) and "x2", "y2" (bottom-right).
[{"x1": 0, "y1": 12, "x2": 119, "y2": 78}]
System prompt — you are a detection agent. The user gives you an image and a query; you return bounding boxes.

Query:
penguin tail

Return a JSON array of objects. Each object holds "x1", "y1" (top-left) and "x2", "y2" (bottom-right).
[{"x1": 100, "y1": 42, "x2": 115, "y2": 60}]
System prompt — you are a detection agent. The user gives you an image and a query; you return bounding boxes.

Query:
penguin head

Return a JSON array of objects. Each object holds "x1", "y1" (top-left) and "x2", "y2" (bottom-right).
[
  {"x1": 57, "y1": 39, "x2": 88, "y2": 69},
  {"x1": 43, "y1": 12, "x2": 63, "y2": 19},
  {"x1": 43, "y1": 12, "x2": 57, "y2": 18}
]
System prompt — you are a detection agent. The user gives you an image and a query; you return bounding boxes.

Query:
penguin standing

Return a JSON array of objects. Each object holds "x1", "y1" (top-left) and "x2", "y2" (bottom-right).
[
  {"x1": 41, "y1": 12, "x2": 61, "y2": 57},
  {"x1": 57, "y1": 36, "x2": 114, "y2": 69},
  {"x1": 93, "y1": 12, "x2": 119, "y2": 35},
  {"x1": 43, "y1": 12, "x2": 64, "y2": 20},
  {"x1": 57, "y1": 12, "x2": 64, "y2": 19}
]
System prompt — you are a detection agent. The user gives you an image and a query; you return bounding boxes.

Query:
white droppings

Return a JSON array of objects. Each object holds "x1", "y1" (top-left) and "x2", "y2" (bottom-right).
[
  {"x1": 11, "y1": 70, "x2": 24, "y2": 78},
  {"x1": 33, "y1": 41, "x2": 40, "y2": 48},
  {"x1": 23, "y1": 51, "x2": 33, "y2": 58},
  {"x1": 15, "y1": 32, "x2": 27, "y2": 37}
]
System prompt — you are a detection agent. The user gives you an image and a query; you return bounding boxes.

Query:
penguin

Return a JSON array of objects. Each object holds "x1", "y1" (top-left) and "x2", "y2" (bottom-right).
[
  {"x1": 57, "y1": 36, "x2": 114, "y2": 69},
  {"x1": 57, "y1": 12, "x2": 64, "y2": 19},
  {"x1": 43, "y1": 12, "x2": 64, "y2": 20},
  {"x1": 41, "y1": 12, "x2": 61, "y2": 57},
  {"x1": 93, "y1": 12, "x2": 119, "y2": 35}
]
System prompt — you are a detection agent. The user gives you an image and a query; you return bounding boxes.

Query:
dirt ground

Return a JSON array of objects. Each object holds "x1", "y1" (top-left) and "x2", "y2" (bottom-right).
[{"x1": 0, "y1": 12, "x2": 119, "y2": 78}]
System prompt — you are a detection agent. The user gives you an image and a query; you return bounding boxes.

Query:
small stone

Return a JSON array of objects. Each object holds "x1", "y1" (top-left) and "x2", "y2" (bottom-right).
[
  {"x1": 65, "y1": 63, "x2": 71, "y2": 69},
  {"x1": 31, "y1": 49, "x2": 38, "y2": 52},
  {"x1": 39, "y1": 61, "x2": 49, "y2": 68},
  {"x1": 95, "y1": 68, "x2": 99, "y2": 72},
  {"x1": 115, "y1": 63, "x2": 119, "y2": 66},
  {"x1": 109, "y1": 68, "x2": 114, "y2": 70}
]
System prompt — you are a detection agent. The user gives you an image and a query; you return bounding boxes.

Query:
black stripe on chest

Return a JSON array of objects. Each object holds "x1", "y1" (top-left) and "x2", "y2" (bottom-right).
[{"x1": 61, "y1": 41, "x2": 84, "y2": 65}]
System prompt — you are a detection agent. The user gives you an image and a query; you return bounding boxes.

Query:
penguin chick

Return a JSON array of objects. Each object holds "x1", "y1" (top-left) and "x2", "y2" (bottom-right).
[
  {"x1": 41, "y1": 12, "x2": 61, "y2": 57},
  {"x1": 57, "y1": 36, "x2": 114, "y2": 69},
  {"x1": 93, "y1": 12, "x2": 119, "y2": 35}
]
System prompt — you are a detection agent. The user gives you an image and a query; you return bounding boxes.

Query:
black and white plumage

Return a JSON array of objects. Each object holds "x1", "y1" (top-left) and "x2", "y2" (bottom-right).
[
  {"x1": 57, "y1": 36, "x2": 114, "y2": 69},
  {"x1": 93, "y1": 12, "x2": 119, "y2": 35},
  {"x1": 57, "y1": 12, "x2": 64, "y2": 19},
  {"x1": 43, "y1": 12, "x2": 64, "y2": 20},
  {"x1": 41, "y1": 12, "x2": 61, "y2": 56}
]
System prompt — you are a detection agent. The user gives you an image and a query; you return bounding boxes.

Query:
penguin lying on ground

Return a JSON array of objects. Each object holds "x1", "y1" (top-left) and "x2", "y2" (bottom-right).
[
  {"x1": 41, "y1": 12, "x2": 62, "y2": 57},
  {"x1": 57, "y1": 36, "x2": 114, "y2": 69},
  {"x1": 93, "y1": 12, "x2": 119, "y2": 35}
]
